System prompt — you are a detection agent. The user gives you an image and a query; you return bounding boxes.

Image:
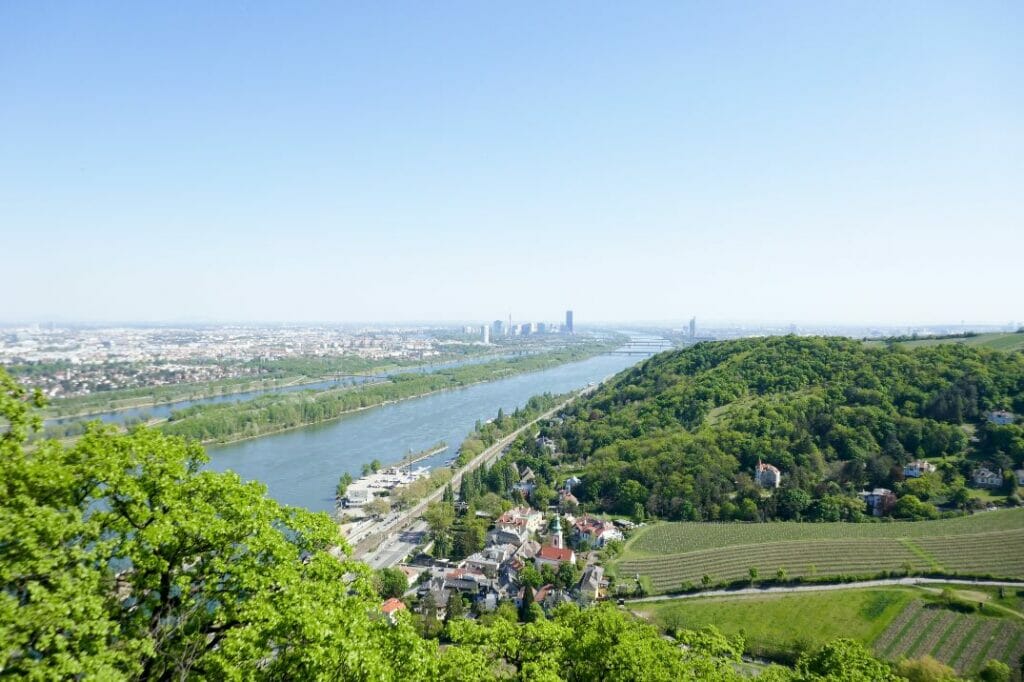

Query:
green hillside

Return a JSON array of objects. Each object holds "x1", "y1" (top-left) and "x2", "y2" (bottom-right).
[{"x1": 536, "y1": 336, "x2": 1024, "y2": 523}]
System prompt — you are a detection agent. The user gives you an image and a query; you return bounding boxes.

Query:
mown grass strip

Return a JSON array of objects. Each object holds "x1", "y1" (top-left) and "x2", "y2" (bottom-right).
[{"x1": 900, "y1": 538, "x2": 943, "y2": 572}]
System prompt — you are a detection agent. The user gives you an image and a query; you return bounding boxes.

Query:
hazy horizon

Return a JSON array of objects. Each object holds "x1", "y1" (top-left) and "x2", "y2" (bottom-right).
[
  {"x1": 1, "y1": 315, "x2": 1018, "y2": 330},
  {"x1": 3, "y1": 3, "x2": 1021, "y2": 325}
]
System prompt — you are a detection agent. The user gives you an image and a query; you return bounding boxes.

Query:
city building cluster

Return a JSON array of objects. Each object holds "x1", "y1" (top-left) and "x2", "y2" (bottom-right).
[
  {"x1": 0, "y1": 325, "x2": 453, "y2": 398},
  {"x1": 465, "y1": 310, "x2": 576, "y2": 344},
  {"x1": 411, "y1": 499, "x2": 627, "y2": 619}
]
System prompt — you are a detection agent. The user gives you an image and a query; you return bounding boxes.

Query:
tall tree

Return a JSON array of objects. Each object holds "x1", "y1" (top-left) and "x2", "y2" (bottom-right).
[{"x1": 0, "y1": 369, "x2": 437, "y2": 680}]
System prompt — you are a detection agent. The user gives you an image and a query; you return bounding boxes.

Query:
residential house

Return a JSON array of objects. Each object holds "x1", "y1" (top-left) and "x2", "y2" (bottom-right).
[
  {"x1": 443, "y1": 567, "x2": 492, "y2": 595},
  {"x1": 578, "y1": 564, "x2": 604, "y2": 603},
  {"x1": 559, "y1": 489, "x2": 579, "y2": 510},
  {"x1": 496, "y1": 507, "x2": 544, "y2": 534},
  {"x1": 1016, "y1": 469, "x2": 1024, "y2": 486},
  {"x1": 464, "y1": 544, "x2": 516, "y2": 578},
  {"x1": 564, "y1": 476, "x2": 582, "y2": 492},
  {"x1": 416, "y1": 577, "x2": 451, "y2": 620},
  {"x1": 903, "y1": 460, "x2": 937, "y2": 478},
  {"x1": 486, "y1": 526, "x2": 529, "y2": 547},
  {"x1": 534, "y1": 584, "x2": 572, "y2": 611},
  {"x1": 512, "y1": 480, "x2": 537, "y2": 496},
  {"x1": 380, "y1": 598, "x2": 406, "y2": 624},
  {"x1": 987, "y1": 410, "x2": 1017, "y2": 426},
  {"x1": 858, "y1": 488, "x2": 897, "y2": 517},
  {"x1": 755, "y1": 460, "x2": 782, "y2": 489},
  {"x1": 572, "y1": 515, "x2": 624, "y2": 548},
  {"x1": 973, "y1": 467, "x2": 1003, "y2": 489}
]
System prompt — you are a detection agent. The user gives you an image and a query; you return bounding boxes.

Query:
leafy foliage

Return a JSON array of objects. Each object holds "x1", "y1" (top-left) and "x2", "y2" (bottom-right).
[{"x1": 547, "y1": 336, "x2": 1024, "y2": 520}]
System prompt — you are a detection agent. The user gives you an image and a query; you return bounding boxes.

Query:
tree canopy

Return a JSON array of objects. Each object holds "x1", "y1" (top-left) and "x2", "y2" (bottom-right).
[
  {"x1": 0, "y1": 367, "x2": 919, "y2": 680},
  {"x1": 540, "y1": 336, "x2": 1024, "y2": 520}
]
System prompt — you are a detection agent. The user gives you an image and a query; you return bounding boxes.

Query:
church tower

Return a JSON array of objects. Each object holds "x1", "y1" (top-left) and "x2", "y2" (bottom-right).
[{"x1": 550, "y1": 515, "x2": 563, "y2": 549}]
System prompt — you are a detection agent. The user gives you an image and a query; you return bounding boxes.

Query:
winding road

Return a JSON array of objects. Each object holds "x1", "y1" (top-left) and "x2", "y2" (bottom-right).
[{"x1": 626, "y1": 576, "x2": 1024, "y2": 603}]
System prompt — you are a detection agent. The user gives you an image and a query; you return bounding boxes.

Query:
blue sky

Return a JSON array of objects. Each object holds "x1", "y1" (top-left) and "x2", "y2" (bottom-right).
[{"x1": 2, "y1": 2, "x2": 1021, "y2": 325}]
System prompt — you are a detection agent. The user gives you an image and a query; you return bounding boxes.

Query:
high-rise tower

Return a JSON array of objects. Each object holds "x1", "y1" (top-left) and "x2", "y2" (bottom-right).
[
  {"x1": 689, "y1": 316, "x2": 696, "y2": 339},
  {"x1": 565, "y1": 310, "x2": 574, "y2": 334}
]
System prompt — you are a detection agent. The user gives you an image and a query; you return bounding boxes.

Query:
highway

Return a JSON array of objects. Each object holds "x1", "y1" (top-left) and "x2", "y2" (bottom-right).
[
  {"x1": 351, "y1": 387, "x2": 595, "y2": 566},
  {"x1": 362, "y1": 521, "x2": 429, "y2": 569}
]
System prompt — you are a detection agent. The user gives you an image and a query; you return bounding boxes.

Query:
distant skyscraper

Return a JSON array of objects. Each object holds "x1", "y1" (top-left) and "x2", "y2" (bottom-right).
[
  {"x1": 492, "y1": 319, "x2": 504, "y2": 336},
  {"x1": 565, "y1": 310, "x2": 574, "y2": 334},
  {"x1": 508, "y1": 314, "x2": 512, "y2": 335},
  {"x1": 482, "y1": 325, "x2": 490, "y2": 344},
  {"x1": 689, "y1": 317, "x2": 696, "y2": 339}
]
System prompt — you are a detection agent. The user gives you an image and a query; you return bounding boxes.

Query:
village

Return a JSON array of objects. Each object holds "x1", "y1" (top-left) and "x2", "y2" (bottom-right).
[
  {"x1": 378, "y1": 489, "x2": 632, "y2": 624},
  {"x1": 357, "y1": 406, "x2": 1024, "y2": 627}
]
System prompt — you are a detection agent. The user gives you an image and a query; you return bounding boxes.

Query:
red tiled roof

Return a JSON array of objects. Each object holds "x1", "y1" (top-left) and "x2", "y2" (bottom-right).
[
  {"x1": 537, "y1": 545, "x2": 574, "y2": 562},
  {"x1": 381, "y1": 598, "x2": 406, "y2": 614}
]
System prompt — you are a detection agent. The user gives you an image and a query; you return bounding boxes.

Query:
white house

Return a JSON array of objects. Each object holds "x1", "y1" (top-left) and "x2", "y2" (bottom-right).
[
  {"x1": 858, "y1": 488, "x2": 896, "y2": 517},
  {"x1": 572, "y1": 515, "x2": 624, "y2": 548},
  {"x1": 903, "y1": 460, "x2": 937, "y2": 478},
  {"x1": 987, "y1": 410, "x2": 1016, "y2": 426},
  {"x1": 973, "y1": 467, "x2": 1003, "y2": 489},
  {"x1": 755, "y1": 460, "x2": 782, "y2": 489},
  {"x1": 578, "y1": 564, "x2": 604, "y2": 603},
  {"x1": 1016, "y1": 469, "x2": 1024, "y2": 486},
  {"x1": 495, "y1": 507, "x2": 544, "y2": 534},
  {"x1": 380, "y1": 598, "x2": 406, "y2": 625},
  {"x1": 463, "y1": 544, "x2": 516, "y2": 578}
]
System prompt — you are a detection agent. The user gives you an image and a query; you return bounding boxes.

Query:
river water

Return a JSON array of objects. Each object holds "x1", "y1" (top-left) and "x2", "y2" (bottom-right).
[{"x1": 206, "y1": 339, "x2": 666, "y2": 513}]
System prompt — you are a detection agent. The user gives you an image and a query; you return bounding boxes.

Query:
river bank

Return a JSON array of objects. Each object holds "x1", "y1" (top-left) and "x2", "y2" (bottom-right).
[
  {"x1": 163, "y1": 340, "x2": 620, "y2": 444},
  {"x1": 41, "y1": 352, "x2": 496, "y2": 422},
  {"x1": 205, "y1": 339, "x2": 664, "y2": 512}
]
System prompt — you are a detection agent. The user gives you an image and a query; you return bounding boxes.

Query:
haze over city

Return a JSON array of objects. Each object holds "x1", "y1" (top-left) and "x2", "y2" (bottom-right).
[{"x1": 3, "y1": 2, "x2": 1022, "y2": 325}]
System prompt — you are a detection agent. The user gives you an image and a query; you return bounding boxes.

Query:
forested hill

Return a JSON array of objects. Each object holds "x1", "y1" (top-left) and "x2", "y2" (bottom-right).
[{"x1": 548, "y1": 336, "x2": 1024, "y2": 521}]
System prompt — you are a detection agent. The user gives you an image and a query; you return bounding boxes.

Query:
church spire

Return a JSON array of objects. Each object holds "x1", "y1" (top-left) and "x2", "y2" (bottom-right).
[{"x1": 550, "y1": 514, "x2": 563, "y2": 549}]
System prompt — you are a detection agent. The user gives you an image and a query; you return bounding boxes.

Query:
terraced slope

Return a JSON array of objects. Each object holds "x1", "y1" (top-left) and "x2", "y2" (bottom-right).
[
  {"x1": 616, "y1": 510, "x2": 1024, "y2": 593},
  {"x1": 874, "y1": 601, "x2": 1024, "y2": 675}
]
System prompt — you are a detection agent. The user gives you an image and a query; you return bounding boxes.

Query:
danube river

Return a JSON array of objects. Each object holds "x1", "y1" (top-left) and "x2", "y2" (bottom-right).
[{"x1": 207, "y1": 339, "x2": 666, "y2": 513}]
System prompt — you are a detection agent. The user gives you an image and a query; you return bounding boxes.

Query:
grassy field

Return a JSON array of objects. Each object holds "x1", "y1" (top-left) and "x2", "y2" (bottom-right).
[
  {"x1": 870, "y1": 331, "x2": 1024, "y2": 352},
  {"x1": 615, "y1": 510, "x2": 1024, "y2": 593},
  {"x1": 639, "y1": 588, "x2": 915, "y2": 662},
  {"x1": 639, "y1": 587, "x2": 1024, "y2": 674}
]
